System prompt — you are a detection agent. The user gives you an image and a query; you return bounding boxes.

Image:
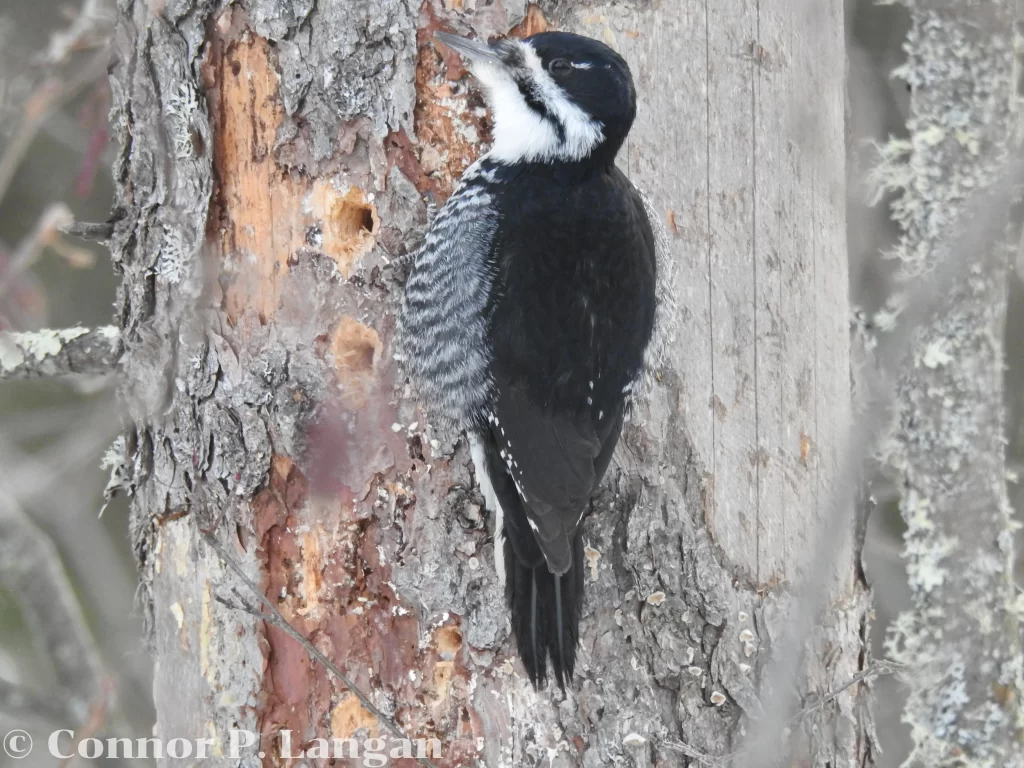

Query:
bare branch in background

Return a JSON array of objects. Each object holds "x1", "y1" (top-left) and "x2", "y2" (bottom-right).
[
  {"x1": 0, "y1": 326, "x2": 120, "y2": 380},
  {"x1": 0, "y1": 203, "x2": 74, "y2": 299},
  {"x1": 0, "y1": 491, "x2": 105, "y2": 723},
  {"x1": 0, "y1": 423, "x2": 153, "y2": 737},
  {"x1": 0, "y1": 406, "x2": 122, "y2": 507},
  {"x1": 0, "y1": 0, "x2": 115, "y2": 208},
  {"x1": 0, "y1": 47, "x2": 111, "y2": 207},
  {"x1": 43, "y1": 0, "x2": 115, "y2": 66}
]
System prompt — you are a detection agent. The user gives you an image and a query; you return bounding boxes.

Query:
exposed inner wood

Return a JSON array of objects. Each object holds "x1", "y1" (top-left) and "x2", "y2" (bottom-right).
[{"x1": 203, "y1": 26, "x2": 379, "y2": 324}]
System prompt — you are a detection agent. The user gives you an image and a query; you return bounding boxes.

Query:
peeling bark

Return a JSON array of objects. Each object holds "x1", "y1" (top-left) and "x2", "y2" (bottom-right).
[{"x1": 107, "y1": 0, "x2": 867, "y2": 766}]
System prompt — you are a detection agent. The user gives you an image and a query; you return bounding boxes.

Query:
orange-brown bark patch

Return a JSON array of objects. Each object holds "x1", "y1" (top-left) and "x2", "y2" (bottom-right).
[
  {"x1": 434, "y1": 625, "x2": 463, "y2": 660},
  {"x1": 413, "y1": 5, "x2": 489, "y2": 199},
  {"x1": 508, "y1": 3, "x2": 549, "y2": 38},
  {"x1": 203, "y1": 19, "x2": 378, "y2": 324},
  {"x1": 252, "y1": 455, "x2": 474, "y2": 762},
  {"x1": 330, "y1": 693, "x2": 379, "y2": 739},
  {"x1": 330, "y1": 317, "x2": 382, "y2": 409}
]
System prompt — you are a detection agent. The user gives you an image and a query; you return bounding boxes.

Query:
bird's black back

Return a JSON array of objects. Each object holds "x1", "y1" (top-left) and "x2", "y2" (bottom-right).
[
  {"x1": 478, "y1": 158, "x2": 657, "y2": 686},
  {"x1": 487, "y1": 160, "x2": 657, "y2": 419}
]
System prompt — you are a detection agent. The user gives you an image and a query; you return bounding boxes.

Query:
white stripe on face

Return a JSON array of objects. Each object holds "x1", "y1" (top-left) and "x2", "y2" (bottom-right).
[{"x1": 469, "y1": 39, "x2": 604, "y2": 164}]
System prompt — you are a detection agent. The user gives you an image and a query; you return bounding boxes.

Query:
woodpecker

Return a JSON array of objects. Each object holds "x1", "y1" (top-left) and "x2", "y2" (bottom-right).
[{"x1": 400, "y1": 29, "x2": 659, "y2": 688}]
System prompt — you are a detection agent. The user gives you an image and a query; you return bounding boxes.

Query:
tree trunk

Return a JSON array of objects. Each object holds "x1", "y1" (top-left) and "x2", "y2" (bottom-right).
[
  {"x1": 108, "y1": 0, "x2": 867, "y2": 765},
  {"x1": 879, "y1": 2, "x2": 1023, "y2": 765}
]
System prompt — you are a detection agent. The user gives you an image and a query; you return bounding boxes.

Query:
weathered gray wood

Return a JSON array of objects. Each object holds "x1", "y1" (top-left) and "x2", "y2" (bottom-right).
[
  {"x1": 105, "y1": 0, "x2": 868, "y2": 766},
  {"x1": 592, "y1": 1, "x2": 865, "y2": 763}
]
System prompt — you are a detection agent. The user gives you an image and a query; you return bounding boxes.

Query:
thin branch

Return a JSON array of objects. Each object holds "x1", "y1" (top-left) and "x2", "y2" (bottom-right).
[
  {"x1": 60, "y1": 219, "x2": 117, "y2": 245},
  {"x1": 788, "y1": 659, "x2": 904, "y2": 726},
  {"x1": 0, "y1": 326, "x2": 121, "y2": 380},
  {"x1": 0, "y1": 491, "x2": 106, "y2": 723},
  {"x1": 0, "y1": 47, "x2": 110, "y2": 206},
  {"x1": 200, "y1": 530, "x2": 439, "y2": 768}
]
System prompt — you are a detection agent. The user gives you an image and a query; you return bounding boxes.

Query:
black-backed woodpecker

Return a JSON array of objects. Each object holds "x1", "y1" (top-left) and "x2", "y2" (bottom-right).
[{"x1": 400, "y1": 29, "x2": 660, "y2": 689}]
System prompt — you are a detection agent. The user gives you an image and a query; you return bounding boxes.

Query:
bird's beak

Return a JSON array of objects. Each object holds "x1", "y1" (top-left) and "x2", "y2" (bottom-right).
[{"x1": 434, "y1": 31, "x2": 504, "y2": 66}]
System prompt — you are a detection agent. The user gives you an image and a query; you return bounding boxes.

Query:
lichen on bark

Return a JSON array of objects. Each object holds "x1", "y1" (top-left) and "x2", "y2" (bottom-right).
[{"x1": 873, "y1": 2, "x2": 1024, "y2": 765}]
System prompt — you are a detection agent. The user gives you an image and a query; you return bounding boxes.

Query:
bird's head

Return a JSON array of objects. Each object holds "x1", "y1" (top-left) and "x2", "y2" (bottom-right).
[{"x1": 436, "y1": 30, "x2": 637, "y2": 167}]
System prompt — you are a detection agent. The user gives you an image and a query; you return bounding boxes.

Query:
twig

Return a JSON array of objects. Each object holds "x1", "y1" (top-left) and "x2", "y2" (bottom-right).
[
  {"x1": 200, "y1": 530, "x2": 440, "y2": 768},
  {"x1": 0, "y1": 326, "x2": 121, "y2": 380},
  {"x1": 661, "y1": 739, "x2": 727, "y2": 767},
  {"x1": 60, "y1": 219, "x2": 117, "y2": 244},
  {"x1": 786, "y1": 659, "x2": 904, "y2": 727},
  {"x1": 0, "y1": 47, "x2": 110, "y2": 206},
  {"x1": 0, "y1": 491, "x2": 106, "y2": 723}
]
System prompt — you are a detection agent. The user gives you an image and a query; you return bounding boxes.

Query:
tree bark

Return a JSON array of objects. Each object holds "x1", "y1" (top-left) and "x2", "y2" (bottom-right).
[{"x1": 107, "y1": 0, "x2": 867, "y2": 765}]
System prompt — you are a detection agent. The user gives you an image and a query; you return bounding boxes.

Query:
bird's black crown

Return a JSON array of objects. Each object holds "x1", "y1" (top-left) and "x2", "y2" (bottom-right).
[{"x1": 522, "y1": 31, "x2": 637, "y2": 161}]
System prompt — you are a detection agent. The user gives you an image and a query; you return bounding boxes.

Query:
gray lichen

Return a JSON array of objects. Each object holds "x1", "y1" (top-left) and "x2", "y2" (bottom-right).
[
  {"x1": 873, "y1": 3, "x2": 1024, "y2": 765},
  {"x1": 0, "y1": 326, "x2": 119, "y2": 379}
]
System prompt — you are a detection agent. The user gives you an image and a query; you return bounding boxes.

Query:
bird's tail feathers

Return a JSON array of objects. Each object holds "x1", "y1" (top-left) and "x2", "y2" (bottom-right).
[{"x1": 505, "y1": 532, "x2": 584, "y2": 689}]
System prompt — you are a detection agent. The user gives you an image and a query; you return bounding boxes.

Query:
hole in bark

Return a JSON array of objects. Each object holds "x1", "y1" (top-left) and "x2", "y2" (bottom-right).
[
  {"x1": 360, "y1": 207, "x2": 375, "y2": 233},
  {"x1": 434, "y1": 625, "x2": 463, "y2": 660}
]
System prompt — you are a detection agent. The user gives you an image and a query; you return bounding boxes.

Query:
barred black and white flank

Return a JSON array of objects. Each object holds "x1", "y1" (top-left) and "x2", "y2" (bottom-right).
[{"x1": 399, "y1": 30, "x2": 661, "y2": 689}]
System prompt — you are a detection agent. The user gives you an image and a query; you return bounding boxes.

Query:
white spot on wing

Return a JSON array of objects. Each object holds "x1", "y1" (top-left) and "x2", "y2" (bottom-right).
[
  {"x1": 469, "y1": 434, "x2": 499, "y2": 514},
  {"x1": 494, "y1": 499, "x2": 506, "y2": 586}
]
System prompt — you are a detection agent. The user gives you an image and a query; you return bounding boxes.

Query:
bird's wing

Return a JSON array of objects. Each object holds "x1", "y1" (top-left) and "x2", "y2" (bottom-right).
[{"x1": 487, "y1": 372, "x2": 623, "y2": 574}]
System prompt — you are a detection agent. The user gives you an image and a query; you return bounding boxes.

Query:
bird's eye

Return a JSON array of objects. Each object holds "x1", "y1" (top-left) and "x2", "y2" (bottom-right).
[{"x1": 549, "y1": 58, "x2": 572, "y2": 75}]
